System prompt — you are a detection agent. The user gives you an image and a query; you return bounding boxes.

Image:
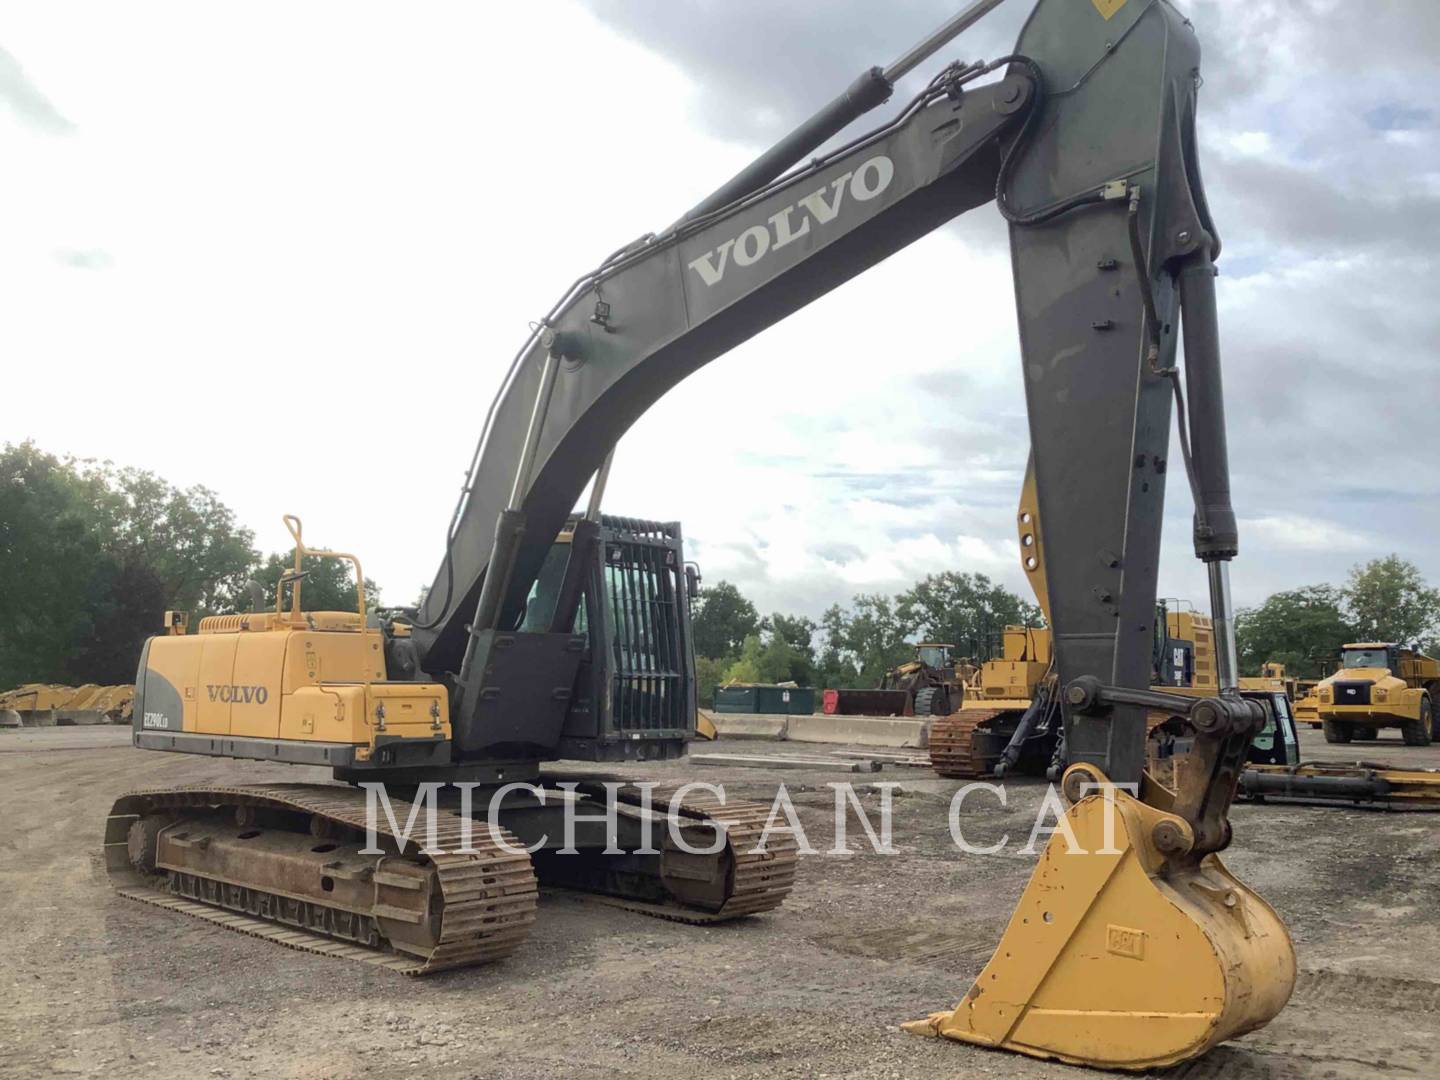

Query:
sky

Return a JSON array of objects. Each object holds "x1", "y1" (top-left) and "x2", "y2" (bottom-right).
[{"x1": 1, "y1": 0, "x2": 1437, "y2": 624}]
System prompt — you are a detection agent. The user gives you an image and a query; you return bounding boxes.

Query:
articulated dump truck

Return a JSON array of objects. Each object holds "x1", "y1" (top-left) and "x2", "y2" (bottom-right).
[{"x1": 1314, "y1": 642, "x2": 1440, "y2": 746}]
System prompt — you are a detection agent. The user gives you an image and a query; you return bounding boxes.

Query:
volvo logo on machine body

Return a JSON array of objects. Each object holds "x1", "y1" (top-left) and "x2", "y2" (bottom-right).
[{"x1": 207, "y1": 684, "x2": 270, "y2": 705}]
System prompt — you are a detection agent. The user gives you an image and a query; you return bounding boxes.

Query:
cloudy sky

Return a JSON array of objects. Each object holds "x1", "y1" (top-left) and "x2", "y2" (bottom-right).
[{"x1": 2, "y1": 0, "x2": 1437, "y2": 622}]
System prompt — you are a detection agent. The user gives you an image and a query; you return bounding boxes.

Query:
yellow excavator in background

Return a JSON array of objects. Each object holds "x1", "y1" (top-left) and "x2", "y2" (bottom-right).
[{"x1": 107, "y1": 0, "x2": 1297, "y2": 1070}]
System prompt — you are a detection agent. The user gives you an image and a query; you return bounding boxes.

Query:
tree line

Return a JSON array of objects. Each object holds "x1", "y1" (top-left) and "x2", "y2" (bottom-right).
[
  {"x1": 5, "y1": 440, "x2": 1436, "y2": 696},
  {"x1": 690, "y1": 572, "x2": 1042, "y2": 709},
  {"x1": 693, "y1": 555, "x2": 1440, "y2": 706},
  {"x1": 0, "y1": 442, "x2": 376, "y2": 687},
  {"x1": 1234, "y1": 557, "x2": 1440, "y2": 678}
]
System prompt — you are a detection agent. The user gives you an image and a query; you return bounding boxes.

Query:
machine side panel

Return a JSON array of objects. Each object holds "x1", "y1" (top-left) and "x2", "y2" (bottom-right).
[{"x1": 230, "y1": 632, "x2": 286, "y2": 739}]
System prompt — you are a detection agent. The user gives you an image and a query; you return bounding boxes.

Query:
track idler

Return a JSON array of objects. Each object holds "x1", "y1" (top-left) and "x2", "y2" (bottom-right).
[{"x1": 904, "y1": 765, "x2": 1295, "y2": 1071}]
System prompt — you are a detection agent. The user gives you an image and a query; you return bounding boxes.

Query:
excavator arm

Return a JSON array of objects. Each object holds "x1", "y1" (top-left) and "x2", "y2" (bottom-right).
[{"x1": 400, "y1": 0, "x2": 1295, "y2": 1066}]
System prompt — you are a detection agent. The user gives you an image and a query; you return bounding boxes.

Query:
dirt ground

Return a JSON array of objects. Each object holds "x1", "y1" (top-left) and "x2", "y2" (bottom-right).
[{"x1": 2, "y1": 724, "x2": 1438, "y2": 1080}]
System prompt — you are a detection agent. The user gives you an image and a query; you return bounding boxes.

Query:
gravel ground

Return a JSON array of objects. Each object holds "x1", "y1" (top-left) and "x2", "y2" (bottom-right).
[{"x1": 2, "y1": 724, "x2": 1438, "y2": 1079}]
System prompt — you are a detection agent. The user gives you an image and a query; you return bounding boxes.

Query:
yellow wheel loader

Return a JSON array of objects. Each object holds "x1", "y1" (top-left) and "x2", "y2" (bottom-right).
[
  {"x1": 826, "y1": 642, "x2": 969, "y2": 717},
  {"x1": 109, "y1": 0, "x2": 1296, "y2": 1070}
]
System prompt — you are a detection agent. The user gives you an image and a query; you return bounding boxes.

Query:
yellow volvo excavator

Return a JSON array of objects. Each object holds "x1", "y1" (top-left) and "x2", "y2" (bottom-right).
[{"x1": 108, "y1": 0, "x2": 1296, "y2": 1070}]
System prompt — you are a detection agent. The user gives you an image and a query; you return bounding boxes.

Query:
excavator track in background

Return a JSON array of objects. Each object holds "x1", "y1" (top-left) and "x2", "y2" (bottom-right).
[
  {"x1": 547, "y1": 780, "x2": 799, "y2": 922},
  {"x1": 928, "y1": 709, "x2": 1010, "y2": 779},
  {"x1": 105, "y1": 784, "x2": 538, "y2": 975}
]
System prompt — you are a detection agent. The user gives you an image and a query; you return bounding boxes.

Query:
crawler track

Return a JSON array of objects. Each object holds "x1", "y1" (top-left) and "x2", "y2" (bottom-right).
[
  {"x1": 928, "y1": 710, "x2": 1008, "y2": 779},
  {"x1": 105, "y1": 783, "x2": 538, "y2": 975},
  {"x1": 566, "y1": 780, "x2": 799, "y2": 920},
  {"x1": 106, "y1": 778, "x2": 795, "y2": 972}
]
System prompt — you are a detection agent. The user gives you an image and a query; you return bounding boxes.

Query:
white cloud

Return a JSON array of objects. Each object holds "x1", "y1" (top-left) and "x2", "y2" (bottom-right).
[
  {"x1": 1244, "y1": 515, "x2": 1376, "y2": 553},
  {"x1": 1226, "y1": 130, "x2": 1272, "y2": 156}
]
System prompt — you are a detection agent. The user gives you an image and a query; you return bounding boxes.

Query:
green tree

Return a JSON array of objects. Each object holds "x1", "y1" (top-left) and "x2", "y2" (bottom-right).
[
  {"x1": 0, "y1": 443, "x2": 117, "y2": 685},
  {"x1": 1234, "y1": 585, "x2": 1353, "y2": 679},
  {"x1": 106, "y1": 465, "x2": 258, "y2": 616},
  {"x1": 896, "y1": 571, "x2": 1042, "y2": 661},
  {"x1": 694, "y1": 655, "x2": 729, "y2": 711},
  {"x1": 761, "y1": 612, "x2": 817, "y2": 685},
  {"x1": 0, "y1": 441, "x2": 259, "y2": 686},
  {"x1": 818, "y1": 594, "x2": 913, "y2": 688},
  {"x1": 722, "y1": 631, "x2": 813, "y2": 686},
  {"x1": 1342, "y1": 556, "x2": 1439, "y2": 648},
  {"x1": 72, "y1": 558, "x2": 171, "y2": 685},
  {"x1": 691, "y1": 580, "x2": 760, "y2": 661},
  {"x1": 815, "y1": 604, "x2": 861, "y2": 689},
  {"x1": 767, "y1": 612, "x2": 817, "y2": 655},
  {"x1": 723, "y1": 634, "x2": 766, "y2": 685},
  {"x1": 248, "y1": 551, "x2": 381, "y2": 614}
]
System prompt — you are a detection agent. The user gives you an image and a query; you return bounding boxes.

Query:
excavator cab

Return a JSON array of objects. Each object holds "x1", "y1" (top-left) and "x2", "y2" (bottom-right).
[{"x1": 533, "y1": 514, "x2": 698, "y2": 762}]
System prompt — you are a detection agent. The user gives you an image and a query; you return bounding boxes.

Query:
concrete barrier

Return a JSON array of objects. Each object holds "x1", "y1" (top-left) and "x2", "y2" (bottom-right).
[
  {"x1": 708, "y1": 714, "x2": 790, "y2": 740},
  {"x1": 787, "y1": 714, "x2": 929, "y2": 749},
  {"x1": 709, "y1": 711, "x2": 929, "y2": 749}
]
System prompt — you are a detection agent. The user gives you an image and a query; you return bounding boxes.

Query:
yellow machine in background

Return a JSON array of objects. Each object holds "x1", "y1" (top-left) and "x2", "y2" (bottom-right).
[
  {"x1": 926, "y1": 626, "x2": 1051, "y2": 779},
  {"x1": 1239, "y1": 661, "x2": 1294, "y2": 697},
  {"x1": 970, "y1": 625, "x2": 1052, "y2": 708},
  {"x1": 826, "y1": 643, "x2": 973, "y2": 718},
  {"x1": 929, "y1": 609, "x2": 1219, "y2": 780},
  {"x1": 0, "y1": 683, "x2": 134, "y2": 727},
  {"x1": 1293, "y1": 684, "x2": 1322, "y2": 728},
  {"x1": 1315, "y1": 643, "x2": 1440, "y2": 745},
  {"x1": 1161, "y1": 607, "x2": 1217, "y2": 692}
]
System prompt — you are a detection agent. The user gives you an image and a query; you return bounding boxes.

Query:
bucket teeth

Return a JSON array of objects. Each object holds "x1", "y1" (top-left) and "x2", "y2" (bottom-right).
[{"x1": 906, "y1": 785, "x2": 1295, "y2": 1071}]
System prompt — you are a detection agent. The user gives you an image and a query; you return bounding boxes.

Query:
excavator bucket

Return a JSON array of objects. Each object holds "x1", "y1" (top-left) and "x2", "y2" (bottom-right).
[{"x1": 904, "y1": 776, "x2": 1295, "y2": 1071}]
